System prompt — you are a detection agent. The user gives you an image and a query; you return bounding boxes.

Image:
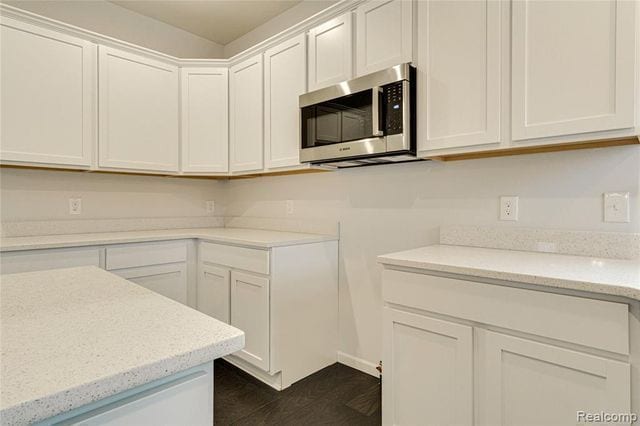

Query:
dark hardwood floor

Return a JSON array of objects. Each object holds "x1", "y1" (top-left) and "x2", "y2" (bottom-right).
[{"x1": 214, "y1": 359, "x2": 382, "y2": 425}]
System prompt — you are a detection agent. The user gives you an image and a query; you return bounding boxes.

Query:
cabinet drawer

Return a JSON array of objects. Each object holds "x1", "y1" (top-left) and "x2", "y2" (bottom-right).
[
  {"x1": 199, "y1": 242, "x2": 269, "y2": 275},
  {"x1": 382, "y1": 269, "x2": 629, "y2": 355},
  {"x1": 106, "y1": 241, "x2": 187, "y2": 270},
  {"x1": 0, "y1": 247, "x2": 101, "y2": 274}
]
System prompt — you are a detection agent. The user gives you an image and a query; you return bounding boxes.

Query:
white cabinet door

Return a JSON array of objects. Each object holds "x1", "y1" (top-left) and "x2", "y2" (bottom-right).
[
  {"x1": 229, "y1": 54, "x2": 264, "y2": 173},
  {"x1": 382, "y1": 308, "x2": 473, "y2": 426},
  {"x1": 0, "y1": 17, "x2": 95, "y2": 167},
  {"x1": 180, "y1": 67, "x2": 228, "y2": 173},
  {"x1": 308, "y1": 13, "x2": 353, "y2": 91},
  {"x1": 512, "y1": 0, "x2": 636, "y2": 141},
  {"x1": 477, "y1": 329, "x2": 631, "y2": 426},
  {"x1": 230, "y1": 270, "x2": 270, "y2": 371},
  {"x1": 98, "y1": 46, "x2": 179, "y2": 172},
  {"x1": 114, "y1": 263, "x2": 187, "y2": 305},
  {"x1": 417, "y1": 0, "x2": 501, "y2": 152},
  {"x1": 264, "y1": 34, "x2": 307, "y2": 170},
  {"x1": 356, "y1": 0, "x2": 413, "y2": 76},
  {"x1": 197, "y1": 263, "x2": 230, "y2": 324}
]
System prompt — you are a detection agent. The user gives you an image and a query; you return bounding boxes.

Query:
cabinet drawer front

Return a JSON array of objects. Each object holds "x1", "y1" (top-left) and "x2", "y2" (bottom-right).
[
  {"x1": 106, "y1": 241, "x2": 187, "y2": 270},
  {"x1": 383, "y1": 269, "x2": 629, "y2": 354},
  {"x1": 1, "y1": 247, "x2": 101, "y2": 274},
  {"x1": 113, "y1": 263, "x2": 187, "y2": 305},
  {"x1": 200, "y1": 242, "x2": 269, "y2": 275}
]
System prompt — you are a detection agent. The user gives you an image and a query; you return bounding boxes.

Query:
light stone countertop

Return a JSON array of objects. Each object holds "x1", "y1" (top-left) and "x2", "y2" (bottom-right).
[
  {"x1": 0, "y1": 266, "x2": 245, "y2": 425},
  {"x1": 0, "y1": 227, "x2": 338, "y2": 252},
  {"x1": 378, "y1": 244, "x2": 640, "y2": 302}
]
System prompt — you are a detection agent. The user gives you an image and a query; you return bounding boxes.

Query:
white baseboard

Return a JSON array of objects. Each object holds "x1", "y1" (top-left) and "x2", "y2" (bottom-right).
[{"x1": 337, "y1": 351, "x2": 379, "y2": 378}]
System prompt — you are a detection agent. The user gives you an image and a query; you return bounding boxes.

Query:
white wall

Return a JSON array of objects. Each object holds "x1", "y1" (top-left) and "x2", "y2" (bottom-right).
[
  {"x1": 0, "y1": 168, "x2": 226, "y2": 221},
  {"x1": 223, "y1": 0, "x2": 337, "y2": 58},
  {"x1": 4, "y1": 0, "x2": 224, "y2": 58},
  {"x1": 224, "y1": 146, "x2": 640, "y2": 368}
]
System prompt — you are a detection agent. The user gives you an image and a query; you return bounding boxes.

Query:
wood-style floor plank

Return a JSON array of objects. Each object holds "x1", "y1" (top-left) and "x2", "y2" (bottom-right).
[{"x1": 214, "y1": 360, "x2": 381, "y2": 426}]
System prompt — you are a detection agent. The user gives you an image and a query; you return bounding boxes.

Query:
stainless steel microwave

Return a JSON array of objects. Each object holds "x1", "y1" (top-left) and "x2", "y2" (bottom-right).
[{"x1": 299, "y1": 63, "x2": 416, "y2": 168}]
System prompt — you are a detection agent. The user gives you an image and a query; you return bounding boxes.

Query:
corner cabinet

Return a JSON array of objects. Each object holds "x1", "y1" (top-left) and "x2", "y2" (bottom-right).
[
  {"x1": 307, "y1": 12, "x2": 353, "y2": 91},
  {"x1": 98, "y1": 46, "x2": 179, "y2": 172},
  {"x1": 381, "y1": 268, "x2": 634, "y2": 426},
  {"x1": 416, "y1": 0, "x2": 502, "y2": 153},
  {"x1": 355, "y1": 0, "x2": 413, "y2": 76},
  {"x1": 511, "y1": 0, "x2": 636, "y2": 141},
  {"x1": 264, "y1": 34, "x2": 307, "y2": 170},
  {"x1": 229, "y1": 54, "x2": 264, "y2": 173},
  {"x1": 180, "y1": 67, "x2": 229, "y2": 174},
  {"x1": 197, "y1": 240, "x2": 338, "y2": 390},
  {"x1": 0, "y1": 17, "x2": 95, "y2": 168}
]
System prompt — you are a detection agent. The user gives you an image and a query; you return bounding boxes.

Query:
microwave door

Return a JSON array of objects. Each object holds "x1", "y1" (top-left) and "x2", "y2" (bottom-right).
[{"x1": 315, "y1": 105, "x2": 342, "y2": 144}]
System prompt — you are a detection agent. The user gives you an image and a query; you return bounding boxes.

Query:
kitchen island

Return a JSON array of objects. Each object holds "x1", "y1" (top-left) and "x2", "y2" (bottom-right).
[{"x1": 0, "y1": 266, "x2": 244, "y2": 425}]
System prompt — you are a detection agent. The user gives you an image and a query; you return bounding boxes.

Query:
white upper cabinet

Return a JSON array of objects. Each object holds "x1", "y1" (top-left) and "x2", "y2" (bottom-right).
[
  {"x1": 229, "y1": 54, "x2": 264, "y2": 173},
  {"x1": 180, "y1": 67, "x2": 228, "y2": 173},
  {"x1": 0, "y1": 17, "x2": 95, "y2": 167},
  {"x1": 98, "y1": 46, "x2": 179, "y2": 172},
  {"x1": 264, "y1": 34, "x2": 307, "y2": 170},
  {"x1": 512, "y1": 0, "x2": 636, "y2": 141},
  {"x1": 417, "y1": 0, "x2": 502, "y2": 152},
  {"x1": 355, "y1": 0, "x2": 413, "y2": 76},
  {"x1": 308, "y1": 12, "x2": 353, "y2": 91}
]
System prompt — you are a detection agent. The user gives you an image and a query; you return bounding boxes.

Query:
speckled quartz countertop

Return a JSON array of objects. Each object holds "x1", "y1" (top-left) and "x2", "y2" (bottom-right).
[
  {"x1": 0, "y1": 266, "x2": 244, "y2": 425},
  {"x1": 378, "y1": 245, "x2": 640, "y2": 302},
  {"x1": 0, "y1": 227, "x2": 337, "y2": 252}
]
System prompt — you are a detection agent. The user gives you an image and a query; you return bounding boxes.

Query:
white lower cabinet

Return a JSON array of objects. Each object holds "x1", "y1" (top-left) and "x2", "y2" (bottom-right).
[
  {"x1": 112, "y1": 263, "x2": 187, "y2": 305},
  {"x1": 196, "y1": 240, "x2": 339, "y2": 390},
  {"x1": 231, "y1": 270, "x2": 270, "y2": 371},
  {"x1": 382, "y1": 308, "x2": 473, "y2": 426},
  {"x1": 0, "y1": 247, "x2": 102, "y2": 274},
  {"x1": 381, "y1": 269, "x2": 633, "y2": 426},
  {"x1": 41, "y1": 362, "x2": 214, "y2": 426},
  {"x1": 105, "y1": 241, "x2": 188, "y2": 305},
  {"x1": 197, "y1": 263, "x2": 230, "y2": 323},
  {"x1": 476, "y1": 329, "x2": 630, "y2": 426}
]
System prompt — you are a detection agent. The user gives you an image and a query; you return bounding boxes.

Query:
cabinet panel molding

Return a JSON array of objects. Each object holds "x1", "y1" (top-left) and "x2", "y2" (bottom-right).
[
  {"x1": 356, "y1": 0, "x2": 413, "y2": 76},
  {"x1": 98, "y1": 46, "x2": 179, "y2": 172},
  {"x1": 383, "y1": 308, "x2": 473, "y2": 426},
  {"x1": 264, "y1": 34, "x2": 307, "y2": 169},
  {"x1": 180, "y1": 67, "x2": 229, "y2": 173},
  {"x1": 229, "y1": 54, "x2": 264, "y2": 172},
  {"x1": 511, "y1": 0, "x2": 636, "y2": 140},
  {"x1": 0, "y1": 17, "x2": 96, "y2": 167},
  {"x1": 308, "y1": 12, "x2": 353, "y2": 91},
  {"x1": 230, "y1": 270, "x2": 270, "y2": 371},
  {"x1": 417, "y1": 0, "x2": 501, "y2": 152},
  {"x1": 476, "y1": 329, "x2": 631, "y2": 425}
]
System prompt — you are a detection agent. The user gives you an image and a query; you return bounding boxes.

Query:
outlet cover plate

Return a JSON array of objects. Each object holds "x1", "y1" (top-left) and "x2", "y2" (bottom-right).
[
  {"x1": 69, "y1": 198, "x2": 82, "y2": 215},
  {"x1": 604, "y1": 192, "x2": 630, "y2": 223},
  {"x1": 500, "y1": 196, "x2": 519, "y2": 221}
]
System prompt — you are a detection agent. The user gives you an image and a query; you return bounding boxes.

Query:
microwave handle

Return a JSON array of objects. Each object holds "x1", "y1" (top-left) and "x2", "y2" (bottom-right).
[{"x1": 371, "y1": 86, "x2": 384, "y2": 137}]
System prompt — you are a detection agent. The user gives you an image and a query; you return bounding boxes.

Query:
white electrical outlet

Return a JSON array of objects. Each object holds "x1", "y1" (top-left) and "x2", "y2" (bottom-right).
[
  {"x1": 499, "y1": 196, "x2": 519, "y2": 221},
  {"x1": 69, "y1": 198, "x2": 82, "y2": 215},
  {"x1": 206, "y1": 201, "x2": 215, "y2": 214},
  {"x1": 604, "y1": 192, "x2": 630, "y2": 223},
  {"x1": 286, "y1": 200, "x2": 294, "y2": 216}
]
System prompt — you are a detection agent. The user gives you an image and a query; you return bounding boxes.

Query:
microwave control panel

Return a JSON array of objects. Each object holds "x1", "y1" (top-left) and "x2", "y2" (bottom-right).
[{"x1": 384, "y1": 81, "x2": 404, "y2": 135}]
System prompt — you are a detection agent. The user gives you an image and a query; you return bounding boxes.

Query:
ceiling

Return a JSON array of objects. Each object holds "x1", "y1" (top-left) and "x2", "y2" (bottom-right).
[{"x1": 109, "y1": 0, "x2": 303, "y2": 45}]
